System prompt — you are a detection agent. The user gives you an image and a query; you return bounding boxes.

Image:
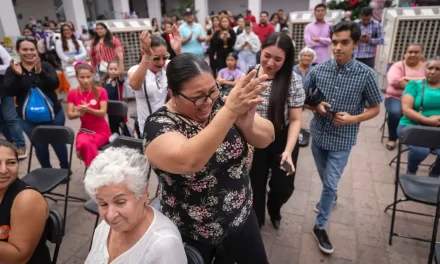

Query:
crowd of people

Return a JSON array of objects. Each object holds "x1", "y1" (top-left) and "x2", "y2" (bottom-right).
[{"x1": 0, "y1": 3, "x2": 440, "y2": 264}]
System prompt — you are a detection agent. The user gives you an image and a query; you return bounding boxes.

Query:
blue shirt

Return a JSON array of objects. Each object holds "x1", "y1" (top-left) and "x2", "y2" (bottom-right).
[
  {"x1": 303, "y1": 59, "x2": 383, "y2": 151},
  {"x1": 293, "y1": 65, "x2": 313, "y2": 83},
  {"x1": 179, "y1": 22, "x2": 206, "y2": 58}
]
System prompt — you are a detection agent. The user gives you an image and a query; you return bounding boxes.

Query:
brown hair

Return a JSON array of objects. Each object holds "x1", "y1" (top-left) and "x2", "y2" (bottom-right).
[
  {"x1": 75, "y1": 64, "x2": 99, "y2": 100},
  {"x1": 61, "y1": 24, "x2": 80, "y2": 52},
  {"x1": 99, "y1": 59, "x2": 120, "y2": 87},
  {"x1": 219, "y1": 15, "x2": 231, "y2": 30}
]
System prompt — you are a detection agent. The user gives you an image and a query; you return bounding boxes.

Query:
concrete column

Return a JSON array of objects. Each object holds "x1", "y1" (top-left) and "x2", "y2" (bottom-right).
[
  {"x1": 63, "y1": 0, "x2": 88, "y2": 33},
  {"x1": 248, "y1": 0, "x2": 261, "y2": 23},
  {"x1": 147, "y1": 0, "x2": 162, "y2": 22},
  {"x1": 195, "y1": 0, "x2": 208, "y2": 26},
  {"x1": 112, "y1": 0, "x2": 130, "y2": 19},
  {"x1": 0, "y1": 0, "x2": 20, "y2": 39},
  {"x1": 309, "y1": 0, "x2": 324, "y2": 10}
]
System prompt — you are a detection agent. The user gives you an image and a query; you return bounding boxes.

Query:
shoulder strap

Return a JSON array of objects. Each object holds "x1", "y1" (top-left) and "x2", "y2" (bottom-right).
[
  {"x1": 143, "y1": 80, "x2": 153, "y2": 115},
  {"x1": 419, "y1": 80, "x2": 425, "y2": 114}
]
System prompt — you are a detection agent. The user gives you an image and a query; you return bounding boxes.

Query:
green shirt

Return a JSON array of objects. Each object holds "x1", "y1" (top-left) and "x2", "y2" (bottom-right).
[{"x1": 399, "y1": 80, "x2": 440, "y2": 126}]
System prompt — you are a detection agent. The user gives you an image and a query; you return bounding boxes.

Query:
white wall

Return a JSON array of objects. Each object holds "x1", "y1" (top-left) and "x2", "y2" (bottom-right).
[
  {"x1": 14, "y1": 0, "x2": 57, "y2": 30},
  {"x1": 208, "y1": 0, "x2": 247, "y2": 16},
  {"x1": 261, "y1": 0, "x2": 310, "y2": 15}
]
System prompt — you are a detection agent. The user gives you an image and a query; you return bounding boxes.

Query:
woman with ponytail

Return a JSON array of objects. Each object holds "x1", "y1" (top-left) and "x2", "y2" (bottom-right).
[{"x1": 66, "y1": 62, "x2": 111, "y2": 167}]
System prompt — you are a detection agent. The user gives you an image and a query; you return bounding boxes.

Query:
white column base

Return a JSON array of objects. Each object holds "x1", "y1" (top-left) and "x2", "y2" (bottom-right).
[
  {"x1": 0, "y1": 0, "x2": 20, "y2": 40},
  {"x1": 147, "y1": 0, "x2": 162, "y2": 22},
  {"x1": 195, "y1": 0, "x2": 208, "y2": 27},
  {"x1": 248, "y1": 0, "x2": 261, "y2": 24},
  {"x1": 112, "y1": 0, "x2": 130, "y2": 19},
  {"x1": 63, "y1": 0, "x2": 88, "y2": 34}
]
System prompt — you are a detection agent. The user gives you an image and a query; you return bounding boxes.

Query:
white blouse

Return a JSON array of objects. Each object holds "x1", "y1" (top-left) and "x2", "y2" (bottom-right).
[
  {"x1": 55, "y1": 38, "x2": 87, "y2": 69},
  {"x1": 85, "y1": 206, "x2": 187, "y2": 264}
]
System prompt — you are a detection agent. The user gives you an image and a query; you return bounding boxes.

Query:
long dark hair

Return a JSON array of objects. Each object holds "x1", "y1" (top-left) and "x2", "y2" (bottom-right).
[
  {"x1": 75, "y1": 64, "x2": 99, "y2": 100},
  {"x1": 93, "y1": 22, "x2": 114, "y2": 48},
  {"x1": 261, "y1": 32, "x2": 295, "y2": 132},
  {"x1": 61, "y1": 24, "x2": 80, "y2": 52},
  {"x1": 167, "y1": 53, "x2": 212, "y2": 96}
]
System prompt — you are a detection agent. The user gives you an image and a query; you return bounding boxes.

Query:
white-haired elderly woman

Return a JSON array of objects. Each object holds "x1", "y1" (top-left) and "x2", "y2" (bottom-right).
[
  {"x1": 293, "y1": 47, "x2": 316, "y2": 81},
  {"x1": 84, "y1": 147, "x2": 187, "y2": 264}
]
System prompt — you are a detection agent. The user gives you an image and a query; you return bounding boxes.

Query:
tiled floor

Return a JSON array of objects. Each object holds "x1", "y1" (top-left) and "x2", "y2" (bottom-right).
[{"x1": 14, "y1": 100, "x2": 438, "y2": 264}]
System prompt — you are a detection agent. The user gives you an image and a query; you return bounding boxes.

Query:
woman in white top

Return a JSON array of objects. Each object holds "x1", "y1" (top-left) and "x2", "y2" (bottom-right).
[
  {"x1": 55, "y1": 24, "x2": 87, "y2": 89},
  {"x1": 234, "y1": 21, "x2": 261, "y2": 74},
  {"x1": 128, "y1": 27, "x2": 181, "y2": 136},
  {"x1": 269, "y1": 13, "x2": 281, "y2": 32},
  {"x1": 84, "y1": 147, "x2": 187, "y2": 264},
  {"x1": 233, "y1": 17, "x2": 245, "y2": 36}
]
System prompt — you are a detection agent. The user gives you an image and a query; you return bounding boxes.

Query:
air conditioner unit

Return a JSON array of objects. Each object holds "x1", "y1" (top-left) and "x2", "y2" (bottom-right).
[
  {"x1": 375, "y1": 7, "x2": 440, "y2": 89},
  {"x1": 288, "y1": 10, "x2": 345, "y2": 62},
  {"x1": 96, "y1": 19, "x2": 152, "y2": 99}
]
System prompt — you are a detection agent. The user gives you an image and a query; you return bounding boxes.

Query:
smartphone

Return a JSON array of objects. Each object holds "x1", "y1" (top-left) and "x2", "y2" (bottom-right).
[
  {"x1": 325, "y1": 107, "x2": 337, "y2": 114},
  {"x1": 80, "y1": 128, "x2": 96, "y2": 134},
  {"x1": 282, "y1": 161, "x2": 293, "y2": 174}
]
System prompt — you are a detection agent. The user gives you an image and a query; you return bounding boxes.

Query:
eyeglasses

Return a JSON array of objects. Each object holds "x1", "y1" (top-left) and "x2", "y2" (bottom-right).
[
  {"x1": 18, "y1": 36, "x2": 36, "y2": 41},
  {"x1": 153, "y1": 54, "x2": 170, "y2": 62},
  {"x1": 178, "y1": 84, "x2": 221, "y2": 106}
]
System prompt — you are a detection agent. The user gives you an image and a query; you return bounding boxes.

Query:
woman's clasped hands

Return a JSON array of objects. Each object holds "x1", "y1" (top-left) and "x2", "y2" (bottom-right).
[{"x1": 224, "y1": 69, "x2": 269, "y2": 119}]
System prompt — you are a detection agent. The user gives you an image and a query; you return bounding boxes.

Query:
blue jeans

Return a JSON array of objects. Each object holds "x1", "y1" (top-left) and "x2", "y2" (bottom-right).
[
  {"x1": 384, "y1": 98, "x2": 402, "y2": 141},
  {"x1": 311, "y1": 140, "x2": 351, "y2": 228},
  {"x1": 397, "y1": 125, "x2": 440, "y2": 175},
  {"x1": 0, "y1": 97, "x2": 26, "y2": 148},
  {"x1": 238, "y1": 50, "x2": 257, "y2": 73},
  {"x1": 19, "y1": 109, "x2": 69, "y2": 169}
]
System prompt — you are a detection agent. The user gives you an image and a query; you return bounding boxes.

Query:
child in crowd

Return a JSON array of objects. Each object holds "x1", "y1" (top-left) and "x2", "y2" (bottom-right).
[
  {"x1": 216, "y1": 52, "x2": 243, "y2": 96},
  {"x1": 99, "y1": 49, "x2": 130, "y2": 136}
]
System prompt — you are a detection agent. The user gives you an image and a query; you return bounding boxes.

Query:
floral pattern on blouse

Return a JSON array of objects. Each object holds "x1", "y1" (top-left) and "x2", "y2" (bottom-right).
[{"x1": 143, "y1": 101, "x2": 253, "y2": 245}]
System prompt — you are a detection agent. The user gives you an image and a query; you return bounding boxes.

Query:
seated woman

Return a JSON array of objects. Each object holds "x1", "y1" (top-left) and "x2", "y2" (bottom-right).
[
  {"x1": 397, "y1": 56, "x2": 440, "y2": 177},
  {"x1": 84, "y1": 147, "x2": 186, "y2": 263},
  {"x1": 66, "y1": 63, "x2": 111, "y2": 167},
  {"x1": 216, "y1": 52, "x2": 243, "y2": 96},
  {"x1": 143, "y1": 36, "x2": 275, "y2": 263},
  {"x1": 293, "y1": 47, "x2": 316, "y2": 82},
  {"x1": 0, "y1": 140, "x2": 50, "y2": 264},
  {"x1": 385, "y1": 43, "x2": 425, "y2": 150}
]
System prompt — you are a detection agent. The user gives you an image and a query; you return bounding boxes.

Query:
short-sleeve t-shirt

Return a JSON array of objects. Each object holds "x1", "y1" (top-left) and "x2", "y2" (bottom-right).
[
  {"x1": 399, "y1": 80, "x2": 440, "y2": 126},
  {"x1": 67, "y1": 87, "x2": 111, "y2": 136},
  {"x1": 218, "y1": 68, "x2": 242, "y2": 82},
  {"x1": 179, "y1": 22, "x2": 206, "y2": 58},
  {"x1": 254, "y1": 64, "x2": 306, "y2": 125},
  {"x1": 143, "y1": 100, "x2": 253, "y2": 245}
]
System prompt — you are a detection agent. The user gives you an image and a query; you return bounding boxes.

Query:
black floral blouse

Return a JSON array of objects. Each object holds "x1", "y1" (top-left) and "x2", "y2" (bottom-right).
[{"x1": 143, "y1": 101, "x2": 253, "y2": 245}]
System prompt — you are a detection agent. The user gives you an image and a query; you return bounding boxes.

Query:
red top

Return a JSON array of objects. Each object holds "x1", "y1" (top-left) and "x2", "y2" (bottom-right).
[
  {"x1": 67, "y1": 87, "x2": 111, "y2": 137},
  {"x1": 253, "y1": 23, "x2": 275, "y2": 43},
  {"x1": 89, "y1": 36, "x2": 124, "y2": 70},
  {"x1": 245, "y1": 15, "x2": 256, "y2": 23}
]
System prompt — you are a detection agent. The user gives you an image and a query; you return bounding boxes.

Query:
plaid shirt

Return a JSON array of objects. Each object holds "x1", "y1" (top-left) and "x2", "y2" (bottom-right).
[
  {"x1": 254, "y1": 65, "x2": 305, "y2": 126},
  {"x1": 354, "y1": 19, "x2": 384, "y2": 59},
  {"x1": 303, "y1": 59, "x2": 383, "y2": 151}
]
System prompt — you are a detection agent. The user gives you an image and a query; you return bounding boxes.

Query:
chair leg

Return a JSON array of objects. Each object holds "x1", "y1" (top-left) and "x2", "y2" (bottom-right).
[
  {"x1": 429, "y1": 204, "x2": 440, "y2": 263},
  {"x1": 89, "y1": 215, "x2": 100, "y2": 251},
  {"x1": 389, "y1": 180, "x2": 400, "y2": 245},
  {"x1": 384, "y1": 198, "x2": 406, "y2": 212}
]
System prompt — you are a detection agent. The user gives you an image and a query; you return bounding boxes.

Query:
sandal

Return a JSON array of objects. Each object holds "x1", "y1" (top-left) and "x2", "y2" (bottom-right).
[{"x1": 386, "y1": 141, "x2": 396, "y2": 151}]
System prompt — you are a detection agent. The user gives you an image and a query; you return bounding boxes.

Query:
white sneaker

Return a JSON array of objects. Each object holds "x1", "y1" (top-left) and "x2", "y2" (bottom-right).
[{"x1": 17, "y1": 147, "x2": 28, "y2": 160}]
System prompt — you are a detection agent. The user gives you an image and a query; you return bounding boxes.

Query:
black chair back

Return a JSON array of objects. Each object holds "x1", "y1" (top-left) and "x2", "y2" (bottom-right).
[
  {"x1": 107, "y1": 100, "x2": 128, "y2": 116},
  {"x1": 184, "y1": 244, "x2": 204, "y2": 264},
  {"x1": 400, "y1": 126, "x2": 440, "y2": 150},
  {"x1": 46, "y1": 209, "x2": 64, "y2": 264},
  {"x1": 110, "y1": 136, "x2": 143, "y2": 153}
]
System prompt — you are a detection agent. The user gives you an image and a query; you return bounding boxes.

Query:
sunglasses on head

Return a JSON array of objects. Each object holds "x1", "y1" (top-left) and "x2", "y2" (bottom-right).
[
  {"x1": 153, "y1": 54, "x2": 170, "y2": 62},
  {"x1": 18, "y1": 36, "x2": 36, "y2": 41}
]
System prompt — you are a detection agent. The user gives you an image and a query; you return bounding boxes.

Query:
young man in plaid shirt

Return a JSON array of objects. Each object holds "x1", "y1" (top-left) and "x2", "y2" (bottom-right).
[{"x1": 303, "y1": 21, "x2": 382, "y2": 254}]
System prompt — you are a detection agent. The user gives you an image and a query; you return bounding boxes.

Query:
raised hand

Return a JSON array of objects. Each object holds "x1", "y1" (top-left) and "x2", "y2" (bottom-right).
[
  {"x1": 225, "y1": 69, "x2": 269, "y2": 116},
  {"x1": 115, "y1": 47, "x2": 124, "y2": 59},
  {"x1": 34, "y1": 57, "x2": 42, "y2": 74},
  {"x1": 10, "y1": 59, "x2": 22, "y2": 75},
  {"x1": 139, "y1": 30, "x2": 153, "y2": 56},
  {"x1": 170, "y1": 24, "x2": 182, "y2": 54}
]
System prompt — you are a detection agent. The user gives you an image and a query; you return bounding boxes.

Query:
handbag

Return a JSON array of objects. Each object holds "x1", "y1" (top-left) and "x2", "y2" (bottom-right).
[
  {"x1": 99, "y1": 60, "x2": 108, "y2": 73},
  {"x1": 419, "y1": 79, "x2": 425, "y2": 115},
  {"x1": 22, "y1": 81, "x2": 55, "y2": 123},
  {"x1": 143, "y1": 80, "x2": 153, "y2": 115}
]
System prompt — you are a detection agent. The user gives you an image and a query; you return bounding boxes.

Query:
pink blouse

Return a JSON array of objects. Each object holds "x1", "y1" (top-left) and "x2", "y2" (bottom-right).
[{"x1": 386, "y1": 61, "x2": 426, "y2": 100}]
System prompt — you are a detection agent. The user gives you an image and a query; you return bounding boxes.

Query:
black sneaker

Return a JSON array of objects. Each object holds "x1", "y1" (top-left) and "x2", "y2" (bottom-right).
[
  {"x1": 314, "y1": 196, "x2": 338, "y2": 213},
  {"x1": 313, "y1": 225, "x2": 334, "y2": 254}
]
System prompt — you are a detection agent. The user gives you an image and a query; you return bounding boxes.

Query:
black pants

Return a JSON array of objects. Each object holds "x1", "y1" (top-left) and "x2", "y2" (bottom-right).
[
  {"x1": 356, "y1": 57, "x2": 375, "y2": 69},
  {"x1": 249, "y1": 126, "x2": 300, "y2": 227},
  {"x1": 182, "y1": 210, "x2": 268, "y2": 264},
  {"x1": 256, "y1": 50, "x2": 261, "y2": 64}
]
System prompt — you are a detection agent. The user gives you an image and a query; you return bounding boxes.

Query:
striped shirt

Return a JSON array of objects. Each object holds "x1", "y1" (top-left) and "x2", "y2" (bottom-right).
[
  {"x1": 353, "y1": 19, "x2": 384, "y2": 59},
  {"x1": 303, "y1": 59, "x2": 383, "y2": 151},
  {"x1": 89, "y1": 36, "x2": 124, "y2": 69}
]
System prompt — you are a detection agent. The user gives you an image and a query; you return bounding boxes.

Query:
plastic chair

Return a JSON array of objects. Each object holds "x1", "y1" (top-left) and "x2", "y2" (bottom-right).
[
  {"x1": 185, "y1": 244, "x2": 205, "y2": 264},
  {"x1": 21, "y1": 126, "x2": 85, "y2": 233},
  {"x1": 46, "y1": 209, "x2": 64, "y2": 264},
  {"x1": 84, "y1": 136, "x2": 143, "y2": 250},
  {"x1": 99, "y1": 100, "x2": 129, "y2": 151},
  {"x1": 386, "y1": 126, "x2": 440, "y2": 246}
]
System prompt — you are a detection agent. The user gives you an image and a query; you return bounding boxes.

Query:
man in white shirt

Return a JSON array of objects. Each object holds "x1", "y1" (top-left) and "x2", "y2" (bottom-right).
[{"x1": 0, "y1": 44, "x2": 27, "y2": 159}]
